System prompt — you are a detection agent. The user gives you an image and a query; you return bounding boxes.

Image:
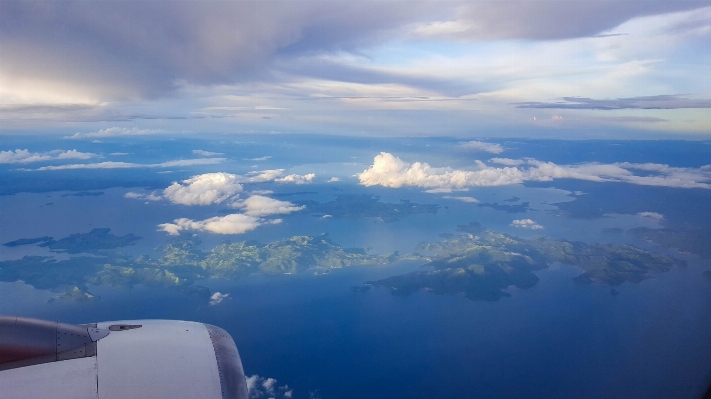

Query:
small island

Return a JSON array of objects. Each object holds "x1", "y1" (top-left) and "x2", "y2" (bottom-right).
[{"x1": 296, "y1": 194, "x2": 439, "y2": 222}]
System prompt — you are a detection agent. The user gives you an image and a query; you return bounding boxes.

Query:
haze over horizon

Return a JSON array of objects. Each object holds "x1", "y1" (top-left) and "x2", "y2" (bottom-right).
[{"x1": 1, "y1": 0, "x2": 710, "y2": 139}]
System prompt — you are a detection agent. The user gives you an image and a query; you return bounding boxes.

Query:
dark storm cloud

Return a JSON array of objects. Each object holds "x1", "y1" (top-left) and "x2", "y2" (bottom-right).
[
  {"x1": 514, "y1": 95, "x2": 711, "y2": 110},
  {"x1": 0, "y1": 1, "x2": 433, "y2": 99},
  {"x1": 1, "y1": 1, "x2": 707, "y2": 100}
]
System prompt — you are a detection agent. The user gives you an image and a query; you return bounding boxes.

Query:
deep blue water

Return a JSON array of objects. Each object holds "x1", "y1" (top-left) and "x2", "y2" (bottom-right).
[
  {"x1": 2, "y1": 136, "x2": 711, "y2": 398},
  {"x1": 2, "y1": 258, "x2": 710, "y2": 399}
]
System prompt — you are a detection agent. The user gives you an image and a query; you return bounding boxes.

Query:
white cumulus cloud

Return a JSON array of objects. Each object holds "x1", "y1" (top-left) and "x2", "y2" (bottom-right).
[
  {"x1": 460, "y1": 141, "x2": 504, "y2": 154},
  {"x1": 358, "y1": 152, "x2": 711, "y2": 191},
  {"x1": 358, "y1": 152, "x2": 525, "y2": 189},
  {"x1": 511, "y1": 219, "x2": 543, "y2": 229},
  {"x1": 209, "y1": 292, "x2": 230, "y2": 305},
  {"x1": 163, "y1": 172, "x2": 243, "y2": 206},
  {"x1": 244, "y1": 169, "x2": 286, "y2": 182},
  {"x1": 231, "y1": 195, "x2": 305, "y2": 217},
  {"x1": 246, "y1": 375, "x2": 293, "y2": 399},
  {"x1": 158, "y1": 214, "x2": 269, "y2": 235},
  {"x1": 275, "y1": 173, "x2": 315, "y2": 184}
]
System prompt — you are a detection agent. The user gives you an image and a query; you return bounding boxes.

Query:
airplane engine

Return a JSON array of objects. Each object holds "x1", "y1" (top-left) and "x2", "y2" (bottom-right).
[{"x1": 0, "y1": 316, "x2": 249, "y2": 399}]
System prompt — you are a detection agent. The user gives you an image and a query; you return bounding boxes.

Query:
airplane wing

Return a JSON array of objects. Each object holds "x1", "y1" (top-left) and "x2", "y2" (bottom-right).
[{"x1": 0, "y1": 316, "x2": 249, "y2": 399}]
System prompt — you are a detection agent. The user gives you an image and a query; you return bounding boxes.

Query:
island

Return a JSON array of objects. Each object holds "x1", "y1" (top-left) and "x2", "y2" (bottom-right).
[
  {"x1": 3, "y1": 228, "x2": 141, "y2": 254},
  {"x1": 0, "y1": 230, "x2": 396, "y2": 301},
  {"x1": 295, "y1": 194, "x2": 439, "y2": 222},
  {"x1": 367, "y1": 223, "x2": 685, "y2": 301}
]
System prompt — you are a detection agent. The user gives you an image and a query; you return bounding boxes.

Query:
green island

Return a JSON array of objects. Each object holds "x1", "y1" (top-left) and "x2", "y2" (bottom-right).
[
  {"x1": 0, "y1": 230, "x2": 395, "y2": 301},
  {"x1": 628, "y1": 227, "x2": 711, "y2": 259},
  {"x1": 295, "y1": 194, "x2": 439, "y2": 222},
  {"x1": 367, "y1": 223, "x2": 685, "y2": 301},
  {"x1": 0, "y1": 223, "x2": 686, "y2": 303},
  {"x1": 3, "y1": 228, "x2": 141, "y2": 254}
]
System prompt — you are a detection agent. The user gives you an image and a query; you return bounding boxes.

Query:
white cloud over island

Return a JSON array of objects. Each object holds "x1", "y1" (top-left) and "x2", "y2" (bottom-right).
[
  {"x1": 358, "y1": 152, "x2": 711, "y2": 190},
  {"x1": 146, "y1": 172, "x2": 309, "y2": 235},
  {"x1": 159, "y1": 214, "x2": 277, "y2": 235}
]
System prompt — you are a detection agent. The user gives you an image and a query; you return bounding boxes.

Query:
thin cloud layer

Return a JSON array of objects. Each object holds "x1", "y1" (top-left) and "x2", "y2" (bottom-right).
[
  {"x1": 638, "y1": 211, "x2": 664, "y2": 220},
  {"x1": 511, "y1": 219, "x2": 543, "y2": 229},
  {"x1": 459, "y1": 141, "x2": 504, "y2": 154},
  {"x1": 230, "y1": 195, "x2": 305, "y2": 217},
  {"x1": 65, "y1": 127, "x2": 165, "y2": 139},
  {"x1": 515, "y1": 95, "x2": 711, "y2": 110},
  {"x1": 163, "y1": 173, "x2": 244, "y2": 206},
  {"x1": 158, "y1": 214, "x2": 278, "y2": 235},
  {"x1": 1, "y1": 149, "x2": 97, "y2": 164},
  {"x1": 34, "y1": 158, "x2": 225, "y2": 170},
  {"x1": 358, "y1": 152, "x2": 711, "y2": 190},
  {"x1": 193, "y1": 149, "x2": 223, "y2": 157},
  {"x1": 443, "y1": 196, "x2": 479, "y2": 203},
  {"x1": 490, "y1": 158, "x2": 525, "y2": 166}
]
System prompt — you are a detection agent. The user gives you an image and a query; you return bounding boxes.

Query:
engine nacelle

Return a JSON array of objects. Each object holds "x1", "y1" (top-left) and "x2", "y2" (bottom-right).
[{"x1": 0, "y1": 316, "x2": 249, "y2": 399}]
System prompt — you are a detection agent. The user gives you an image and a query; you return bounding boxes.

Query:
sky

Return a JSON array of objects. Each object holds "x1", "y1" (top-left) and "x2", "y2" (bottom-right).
[{"x1": 1, "y1": 0, "x2": 710, "y2": 139}]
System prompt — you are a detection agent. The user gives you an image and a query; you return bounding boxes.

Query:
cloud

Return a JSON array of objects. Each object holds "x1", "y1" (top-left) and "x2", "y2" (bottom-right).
[
  {"x1": 35, "y1": 158, "x2": 225, "y2": 170},
  {"x1": 209, "y1": 292, "x2": 230, "y2": 306},
  {"x1": 638, "y1": 212, "x2": 664, "y2": 220},
  {"x1": 110, "y1": 152, "x2": 130, "y2": 156},
  {"x1": 244, "y1": 169, "x2": 287, "y2": 183},
  {"x1": 231, "y1": 195, "x2": 305, "y2": 217},
  {"x1": 65, "y1": 127, "x2": 165, "y2": 139},
  {"x1": 459, "y1": 141, "x2": 504, "y2": 154},
  {"x1": 246, "y1": 375, "x2": 293, "y2": 399},
  {"x1": 250, "y1": 190, "x2": 274, "y2": 195},
  {"x1": 358, "y1": 152, "x2": 526, "y2": 189},
  {"x1": 511, "y1": 219, "x2": 543, "y2": 229},
  {"x1": 489, "y1": 158, "x2": 525, "y2": 166},
  {"x1": 193, "y1": 149, "x2": 223, "y2": 156},
  {"x1": 328, "y1": 177, "x2": 341, "y2": 182},
  {"x1": 443, "y1": 196, "x2": 479, "y2": 203},
  {"x1": 36, "y1": 161, "x2": 138, "y2": 170},
  {"x1": 124, "y1": 192, "x2": 162, "y2": 201},
  {"x1": 158, "y1": 214, "x2": 269, "y2": 235},
  {"x1": 0, "y1": 149, "x2": 97, "y2": 164},
  {"x1": 410, "y1": 2, "x2": 706, "y2": 41},
  {"x1": 514, "y1": 95, "x2": 711, "y2": 110},
  {"x1": 163, "y1": 173, "x2": 243, "y2": 206},
  {"x1": 244, "y1": 156, "x2": 271, "y2": 161},
  {"x1": 275, "y1": 173, "x2": 316, "y2": 184},
  {"x1": 359, "y1": 152, "x2": 711, "y2": 191}
]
